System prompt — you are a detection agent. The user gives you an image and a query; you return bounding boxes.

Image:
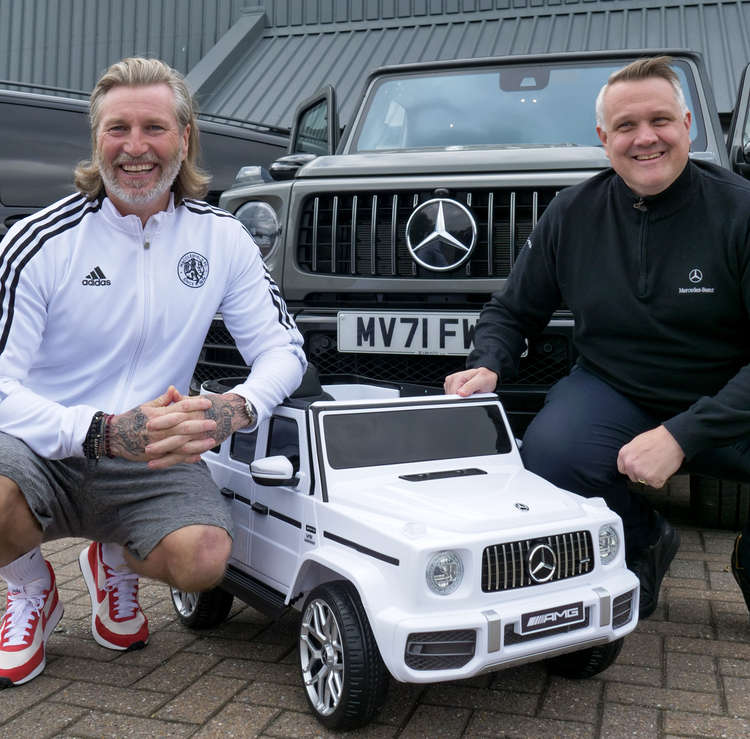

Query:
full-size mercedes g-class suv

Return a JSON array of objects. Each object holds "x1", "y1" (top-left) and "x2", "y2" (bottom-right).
[
  {"x1": 171, "y1": 370, "x2": 638, "y2": 730},
  {"x1": 211, "y1": 49, "x2": 750, "y2": 525}
]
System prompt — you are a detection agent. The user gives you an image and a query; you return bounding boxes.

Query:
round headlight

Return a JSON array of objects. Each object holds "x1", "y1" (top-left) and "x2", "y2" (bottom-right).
[
  {"x1": 599, "y1": 525, "x2": 620, "y2": 564},
  {"x1": 425, "y1": 550, "x2": 464, "y2": 595},
  {"x1": 235, "y1": 201, "x2": 280, "y2": 258}
]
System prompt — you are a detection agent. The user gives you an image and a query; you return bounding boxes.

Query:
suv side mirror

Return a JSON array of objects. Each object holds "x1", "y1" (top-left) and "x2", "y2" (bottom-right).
[{"x1": 251, "y1": 455, "x2": 299, "y2": 486}]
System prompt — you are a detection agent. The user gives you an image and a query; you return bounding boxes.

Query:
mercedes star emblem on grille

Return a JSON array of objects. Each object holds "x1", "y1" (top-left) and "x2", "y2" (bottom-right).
[
  {"x1": 405, "y1": 198, "x2": 477, "y2": 272},
  {"x1": 527, "y1": 543, "x2": 557, "y2": 583}
]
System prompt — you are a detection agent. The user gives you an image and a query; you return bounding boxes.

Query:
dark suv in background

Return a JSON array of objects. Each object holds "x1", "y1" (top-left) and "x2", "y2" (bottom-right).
[{"x1": 0, "y1": 86, "x2": 289, "y2": 236}]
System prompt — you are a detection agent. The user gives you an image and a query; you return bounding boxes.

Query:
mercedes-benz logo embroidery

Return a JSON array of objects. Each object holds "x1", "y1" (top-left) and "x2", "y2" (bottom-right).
[
  {"x1": 514, "y1": 502, "x2": 529, "y2": 511},
  {"x1": 689, "y1": 268, "x2": 703, "y2": 284},
  {"x1": 405, "y1": 198, "x2": 477, "y2": 272},
  {"x1": 527, "y1": 543, "x2": 557, "y2": 583},
  {"x1": 178, "y1": 252, "x2": 209, "y2": 288}
]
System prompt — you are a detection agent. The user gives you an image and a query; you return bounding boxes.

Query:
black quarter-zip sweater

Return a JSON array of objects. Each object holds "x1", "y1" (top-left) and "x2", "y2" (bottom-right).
[{"x1": 469, "y1": 159, "x2": 750, "y2": 459}]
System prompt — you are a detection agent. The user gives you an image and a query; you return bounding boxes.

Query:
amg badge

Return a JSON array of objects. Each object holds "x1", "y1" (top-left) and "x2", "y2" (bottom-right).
[{"x1": 520, "y1": 601, "x2": 585, "y2": 634}]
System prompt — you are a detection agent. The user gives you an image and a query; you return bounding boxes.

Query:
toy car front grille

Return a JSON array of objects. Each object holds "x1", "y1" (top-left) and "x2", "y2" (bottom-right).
[
  {"x1": 482, "y1": 530, "x2": 594, "y2": 592},
  {"x1": 612, "y1": 589, "x2": 636, "y2": 628},
  {"x1": 404, "y1": 629, "x2": 476, "y2": 671},
  {"x1": 297, "y1": 187, "x2": 559, "y2": 279}
]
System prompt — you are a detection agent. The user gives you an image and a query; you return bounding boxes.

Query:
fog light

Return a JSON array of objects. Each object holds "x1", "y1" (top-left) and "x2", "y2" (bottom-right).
[
  {"x1": 599, "y1": 525, "x2": 619, "y2": 564},
  {"x1": 426, "y1": 550, "x2": 463, "y2": 595}
]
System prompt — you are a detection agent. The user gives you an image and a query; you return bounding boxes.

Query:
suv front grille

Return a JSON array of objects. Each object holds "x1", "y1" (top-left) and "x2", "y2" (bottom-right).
[
  {"x1": 297, "y1": 188, "x2": 559, "y2": 278},
  {"x1": 482, "y1": 531, "x2": 594, "y2": 592}
]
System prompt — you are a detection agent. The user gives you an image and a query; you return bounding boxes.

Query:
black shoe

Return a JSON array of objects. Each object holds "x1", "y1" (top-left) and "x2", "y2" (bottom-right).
[
  {"x1": 730, "y1": 533, "x2": 750, "y2": 615},
  {"x1": 629, "y1": 515, "x2": 680, "y2": 619}
]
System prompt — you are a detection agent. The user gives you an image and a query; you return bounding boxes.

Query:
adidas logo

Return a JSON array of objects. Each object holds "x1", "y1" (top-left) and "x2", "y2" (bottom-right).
[{"x1": 81, "y1": 266, "x2": 111, "y2": 286}]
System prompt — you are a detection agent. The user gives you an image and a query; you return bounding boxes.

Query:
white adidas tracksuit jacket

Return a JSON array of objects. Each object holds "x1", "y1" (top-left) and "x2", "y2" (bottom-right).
[{"x1": 0, "y1": 192, "x2": 306, "y2": 459}]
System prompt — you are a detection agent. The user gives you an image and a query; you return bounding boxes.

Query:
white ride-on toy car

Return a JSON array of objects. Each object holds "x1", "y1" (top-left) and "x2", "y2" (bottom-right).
[{"x1": 170, "y1": 368, "x2": 639, "y2": 730}]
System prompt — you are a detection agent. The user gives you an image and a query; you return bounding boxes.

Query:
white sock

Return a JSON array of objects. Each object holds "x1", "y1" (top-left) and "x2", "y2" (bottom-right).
[
  {"x1": 100, "y1": 542, "x2": 131, "y2": 573},
  {"x1": 0, "y1": 547, "x2": 50, "y2": 590}
]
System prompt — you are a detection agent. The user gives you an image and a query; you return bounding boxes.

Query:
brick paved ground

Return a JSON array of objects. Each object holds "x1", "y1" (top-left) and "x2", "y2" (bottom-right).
[{"x1": 0, "y1": 481, "x2": 748, "y2": 738}]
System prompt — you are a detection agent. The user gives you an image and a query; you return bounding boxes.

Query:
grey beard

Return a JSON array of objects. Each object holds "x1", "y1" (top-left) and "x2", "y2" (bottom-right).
[{"x1": 100, "y1": 155, "x2": 182, "y2": 207}]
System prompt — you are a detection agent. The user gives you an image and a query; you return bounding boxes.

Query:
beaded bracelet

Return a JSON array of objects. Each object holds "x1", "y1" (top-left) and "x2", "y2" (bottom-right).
[{"x1": 82, "y1": 411, "x2": 106, "y2": 459}]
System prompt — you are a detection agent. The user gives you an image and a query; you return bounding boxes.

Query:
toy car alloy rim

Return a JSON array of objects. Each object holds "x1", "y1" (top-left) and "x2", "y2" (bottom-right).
[
  {"x1": 170, "y1": 587, "x2": 198, "y2": 617},
  {"x1": 299, "y1": 598, "x2": 345, "y2": 716}
]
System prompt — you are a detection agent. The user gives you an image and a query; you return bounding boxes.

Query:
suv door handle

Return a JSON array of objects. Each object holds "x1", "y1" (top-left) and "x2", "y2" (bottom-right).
[{"x1": 251, "y1": 501, "x2": 269, "y2": 515}]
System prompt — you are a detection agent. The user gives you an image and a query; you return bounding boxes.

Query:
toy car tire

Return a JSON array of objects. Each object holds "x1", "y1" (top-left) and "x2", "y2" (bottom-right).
[
  {"x1": 170, "y1": 586, "x2": 234, "y2": 629},
  {"x1": 299, "y1": 581, "x2": 389, "y2": 730},
  {"x1": 545, "y1": 637, "x2": 624, "y2": 679}
]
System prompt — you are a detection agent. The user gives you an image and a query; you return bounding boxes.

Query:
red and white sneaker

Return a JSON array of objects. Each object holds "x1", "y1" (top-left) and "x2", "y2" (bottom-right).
[
  {"x1": 0, "y1": 561, "x2": 63, "y2": 687},
  {"x1": 79, "y1": 543, "x2": 148, "y2": 651}
]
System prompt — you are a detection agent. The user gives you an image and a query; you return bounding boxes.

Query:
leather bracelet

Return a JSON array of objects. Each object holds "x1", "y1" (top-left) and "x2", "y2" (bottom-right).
[
  {"x1": 82, "y1": 411, "x2": 106, "y2": 460},
  {"x1": 103, "y1": 414, "x2": 115, "y2": 458}
]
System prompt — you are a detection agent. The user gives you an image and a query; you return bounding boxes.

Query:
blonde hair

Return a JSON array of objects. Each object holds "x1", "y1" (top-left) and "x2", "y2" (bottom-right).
[
  {"x1": 595, "y1": 56, "x2": 689, "y2": 131},
  {"x1": 74, "y1": 57, "x2": 210, "y2": 202}
]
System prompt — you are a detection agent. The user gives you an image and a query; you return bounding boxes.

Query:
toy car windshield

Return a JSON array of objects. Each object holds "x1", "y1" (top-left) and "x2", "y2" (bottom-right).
[{"x1": 322, "y1": 402, "x2": 512, "y2": 469}]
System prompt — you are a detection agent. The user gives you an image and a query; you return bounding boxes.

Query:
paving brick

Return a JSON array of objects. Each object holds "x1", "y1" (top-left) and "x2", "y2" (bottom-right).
[
  {"x1": 66, "y1": 710, "x2": 195, "y2": 737},
  {"x1": 664, "y1": 710, "x2": 750, "y2": 738},
  {"x1": 133, "y1": 651, "x2": 220, "y2": 693},
  {"x1": 422, "y1": 684, "x2": 537, "y2": 715},
  {"x1": 718, "y1": 657, "x2": 750, "y2": 677},
  {"x1": 0, "y1": 676, "x2": 70, "y2": 724},
  {"x1": 0, "y1": 701, "x2": 83, "y2": 736},
  {"x1": 667, "y1": 598, "x2": 712, "y2": 624},
  {"x1": 236, "y1": 680, "x2": 309, "y2": 712},
  {"x1": 490, "y1": 662, "x2": 547, "y2": 693},
  {"x1": 617, "y1": 632, "x2": 663, "y2": 668},
  {"x1": 666, "y1": 636, "x2": 750, "y2": 660},
  {"x1": 374, "y1": 680, "x2": 425, "y2": 726},
  {"x1": 599, "y1": 663, "x2": 662, "y2": 687},
  {"x1": 669, "y1": 559, "x2": 706, "y2": 580},
  {"x1": 722, "y1": 676, "x2": 750, "y2": 718},
  {"x1": 153, "y1": 674, "x2": 245, "y2": 723},
  {"x1": 599, "y1": 702, "x2": 660, "y2": 737},
  {"x1": 635, "y1": 619, "x2": 713, "y2": 638},
  {"x1": 265, "y1": 710, "x2": 395, "y2": 737},
  {"x1": 465, "y1": 711, "x2": 595, "y2": 737},
  {"x1": 193, "y1": 702, "x2": 279, "y2": 737},
  {"x1": 50, "y1": 682, "x2": 170, "y2": 715},
  {"x1": 44, "y1": 655, "x2": 152, "y2": 687},
  {"x1": 605, "y1": 683, "x2": 723, "y2": 713},
  {"x1": 399, "y1": 704, "x2": 471, "y2": 738},
  {"x1": 185, "y1": 635, "x2": 291, "y2": 661},
  {"x1": 113, "y1": 631, "x2": 199, "y2": 667},
  {"x1": 539, "y1": 676, "x2": 602, "y2": 722},
  {"x1": 209, "y1": 657, "x2": 300, "y2": 683}
]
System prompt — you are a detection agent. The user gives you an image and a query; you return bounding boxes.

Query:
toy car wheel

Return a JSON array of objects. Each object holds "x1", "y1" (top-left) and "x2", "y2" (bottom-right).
[
  {"x1": 545, "y1": 637, "x2": 624, "y2": 679},
  {"x1": 299, "y1": 581, "x2": 389, "y2": 730},
  {"x1": 170, "y1": 586, "x2": 234, "y2": 629}
]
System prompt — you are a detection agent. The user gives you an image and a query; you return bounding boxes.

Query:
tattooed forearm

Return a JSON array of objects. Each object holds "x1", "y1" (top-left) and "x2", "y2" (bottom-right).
[
  {"x1": 204, "y1": 393, "x2": 250, "y2": 445},
  {"x1": 110, "y1": 407, "x2": 150, "y2": 458}
]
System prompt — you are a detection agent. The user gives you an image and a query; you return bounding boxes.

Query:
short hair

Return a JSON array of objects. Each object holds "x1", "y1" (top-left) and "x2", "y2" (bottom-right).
[
  {"x1": 74, "y1": 57, "x2": 211, "y2": 202},
  {"x1": 595, "y1": 56, "x2": 689, "y2": 131}
]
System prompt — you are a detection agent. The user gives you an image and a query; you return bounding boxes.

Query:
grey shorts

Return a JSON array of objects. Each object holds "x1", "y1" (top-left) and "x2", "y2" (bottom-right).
[{"x1": 0, "y1": 432, "x2": 233, "y2": 560}]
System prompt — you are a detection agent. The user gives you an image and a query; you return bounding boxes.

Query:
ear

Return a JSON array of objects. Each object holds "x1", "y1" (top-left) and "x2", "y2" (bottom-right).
[
  {"x1": 596, "y1": 126, "x2": 608, "y2": 147},
  {"x1": 683, "y1": 110, "x2": 692, "y2": 132},
  {"x1": 180, "y1": 123, "x2": 191, "y2": 161}
]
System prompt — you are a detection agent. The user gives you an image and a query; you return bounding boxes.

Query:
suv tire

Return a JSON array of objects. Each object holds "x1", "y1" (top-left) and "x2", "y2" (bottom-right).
[{"x1": 299, "y1": 581, "x2": 389, "y2": 730}]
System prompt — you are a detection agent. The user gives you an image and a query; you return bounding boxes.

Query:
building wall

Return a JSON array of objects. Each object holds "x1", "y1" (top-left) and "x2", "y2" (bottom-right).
[{"x1": 0, "y1": 0, "x2": 246, "y2": 91}]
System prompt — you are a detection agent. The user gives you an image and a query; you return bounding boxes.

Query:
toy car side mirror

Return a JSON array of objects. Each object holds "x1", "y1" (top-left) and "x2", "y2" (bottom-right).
[{"x1": 251, "y1": 455, "x2": 299, "y2": 487}]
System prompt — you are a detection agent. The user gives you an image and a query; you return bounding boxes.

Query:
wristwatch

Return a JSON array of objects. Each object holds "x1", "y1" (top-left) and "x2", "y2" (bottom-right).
[{"x1": 243, "y1": 398, "x2": 257, "y2": 428}]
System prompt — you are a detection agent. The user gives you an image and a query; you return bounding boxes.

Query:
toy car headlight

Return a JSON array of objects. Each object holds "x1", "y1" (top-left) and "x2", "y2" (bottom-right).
[
  {"x1": 598, "y1": 525, "x2": 619, "y2": 564},
  {"x1": 425, "y1": 550, "x2": 463, "y2": 595},
  {"x1": 235, "y1": 201, "x2": 280, "y2": 258}
]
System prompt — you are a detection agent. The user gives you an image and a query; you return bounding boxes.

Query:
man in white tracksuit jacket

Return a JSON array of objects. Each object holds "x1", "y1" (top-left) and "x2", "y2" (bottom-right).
[{"x1": 0, "y1": 58, "x2": 306, "y2": 687}]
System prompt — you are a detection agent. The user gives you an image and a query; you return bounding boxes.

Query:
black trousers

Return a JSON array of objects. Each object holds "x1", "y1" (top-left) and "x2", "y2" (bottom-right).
[{"x1": 520, "y1": 365, "x2": 750, "y2": 560}]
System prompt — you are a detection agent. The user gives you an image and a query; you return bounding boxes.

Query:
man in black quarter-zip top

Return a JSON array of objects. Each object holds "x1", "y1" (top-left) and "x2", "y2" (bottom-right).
[{"x1": 445, "y1": 56, "x2": 750, "y2": 620}]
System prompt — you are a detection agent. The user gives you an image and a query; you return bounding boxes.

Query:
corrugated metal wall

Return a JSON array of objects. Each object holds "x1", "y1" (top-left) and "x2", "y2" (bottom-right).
[{"x1": 0, "y1": 0, "x2": 246, "y2": 91}]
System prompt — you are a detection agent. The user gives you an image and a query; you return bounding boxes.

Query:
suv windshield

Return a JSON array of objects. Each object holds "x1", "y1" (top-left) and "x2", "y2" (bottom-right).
[
  {"x1": 323, "y1": 404, "x2": 512, "y2": 469},
  {"x1": 353, "y1": 59, "x2": 701, "y2": 152}
]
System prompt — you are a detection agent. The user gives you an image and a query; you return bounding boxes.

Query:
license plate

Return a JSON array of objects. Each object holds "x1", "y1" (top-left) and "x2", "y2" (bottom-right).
[
  {"x1": 520, "y1": 601, "x2": 585, "y2": 635},
  {"x1": 337, "y1": 311, "x2": 479, "y2": 356}
]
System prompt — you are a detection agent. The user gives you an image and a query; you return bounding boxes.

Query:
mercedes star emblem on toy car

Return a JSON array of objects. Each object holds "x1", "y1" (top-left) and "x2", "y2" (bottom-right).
[
  {"x1": 528, "y1": 543, "x2": 557, "y2": 583},
  {"x1": 405, "y1": 198, "x2": 477, "y2": 272}
]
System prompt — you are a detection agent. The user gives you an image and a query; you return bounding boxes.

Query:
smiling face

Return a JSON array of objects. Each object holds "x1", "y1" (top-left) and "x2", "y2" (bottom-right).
[
  {"x1": 596, "y1": 77, "x2": 691, "y2": 197},
  {"x1": 96, "y1": 83, "x2": 190, "y2": 221}
]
